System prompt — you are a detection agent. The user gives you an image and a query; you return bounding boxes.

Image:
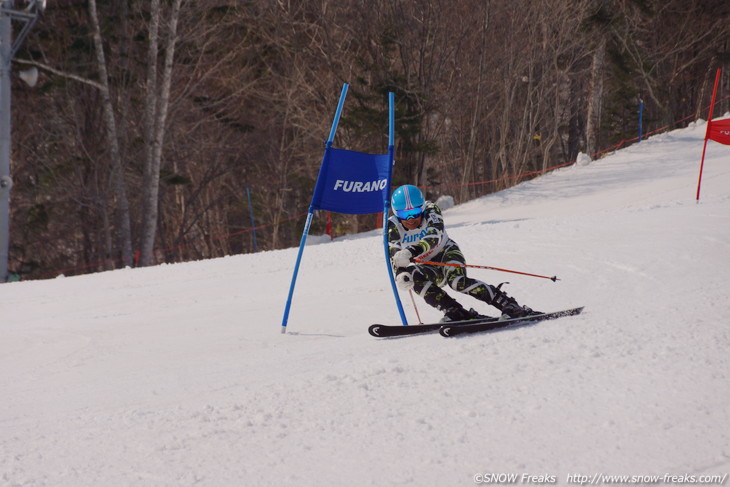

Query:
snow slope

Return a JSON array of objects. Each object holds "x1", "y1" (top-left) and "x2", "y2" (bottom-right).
[{"x1": 2, "y1": 120, "x2": 730, "y2": 486}]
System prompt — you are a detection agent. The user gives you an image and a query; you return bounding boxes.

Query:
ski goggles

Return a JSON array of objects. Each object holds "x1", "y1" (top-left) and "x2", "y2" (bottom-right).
[{"x1": 396, "y1": 206, "x2": 424, "y2": 220}]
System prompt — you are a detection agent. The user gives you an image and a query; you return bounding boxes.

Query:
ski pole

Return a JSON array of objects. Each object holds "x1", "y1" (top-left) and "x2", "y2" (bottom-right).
[
  {"x1": 408, "y1": 289, "x2": 423, "y2": 324},
  {"x1": 413, "y1": 259, "x2": 560, "y2": 282}
]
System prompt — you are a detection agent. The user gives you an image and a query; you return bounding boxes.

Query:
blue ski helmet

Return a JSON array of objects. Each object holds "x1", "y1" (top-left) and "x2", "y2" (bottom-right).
[{"x1": 391, "y1": 185, "x2": 425, "y2": 220}]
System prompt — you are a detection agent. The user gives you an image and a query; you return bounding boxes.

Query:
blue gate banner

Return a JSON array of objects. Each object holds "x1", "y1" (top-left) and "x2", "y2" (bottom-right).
[
  {"x1": 310, "y1": 147, "x2": 392, "y2": 215},
  {"x1": 281, "y1": 87, "x2": 407, "y2": 332}
]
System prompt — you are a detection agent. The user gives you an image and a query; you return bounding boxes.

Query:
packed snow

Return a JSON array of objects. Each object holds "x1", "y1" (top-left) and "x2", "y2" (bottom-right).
[{"x1": 2, "y1": 119, "x2": 729, "y2": 486}]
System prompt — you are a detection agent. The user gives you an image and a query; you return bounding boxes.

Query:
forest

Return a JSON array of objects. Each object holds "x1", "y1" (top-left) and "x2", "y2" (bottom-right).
[{"x1": 4, "y1": 0, "x2": 729, "y2": 280}]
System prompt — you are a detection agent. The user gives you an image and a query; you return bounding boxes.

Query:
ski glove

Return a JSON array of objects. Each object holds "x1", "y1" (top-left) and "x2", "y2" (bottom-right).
[
  {"x1": 393, "y1": 248, "x2": 414, "y2": 268},
  {"x1": 396, "y1": 272, "x2": 414, "y2": 291}
]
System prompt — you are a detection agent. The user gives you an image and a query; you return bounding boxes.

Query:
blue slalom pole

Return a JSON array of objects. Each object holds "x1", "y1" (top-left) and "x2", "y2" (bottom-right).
[
  {"x1": 280, "y1": 212, "x2": 315, "y2": 333},
  {"x1": 389, "y1": 92, "x2": 395, "y2": 145},
  {"x1": 281, "y1": 84, "x2": 349, "y2": 333},
  {"x1": 328, "y1": 84, "x2": 349, "y2": 146},
  {"x1": 638, "y1": 98, "x2": 644, "y2": 142},
  {"x1": 383, "y1": 92, "x2": 408, "y2": 325}
]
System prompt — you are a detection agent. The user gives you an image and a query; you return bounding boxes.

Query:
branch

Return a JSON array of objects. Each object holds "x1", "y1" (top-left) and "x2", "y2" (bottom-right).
[{"x1": 13, "y1": 58, "x2": 104, "y2": 91}]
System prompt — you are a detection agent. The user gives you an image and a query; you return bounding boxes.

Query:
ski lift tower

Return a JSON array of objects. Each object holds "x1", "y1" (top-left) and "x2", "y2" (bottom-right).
[{"x1": 0, "y1": 0, "x2": 45, "y2": 282}]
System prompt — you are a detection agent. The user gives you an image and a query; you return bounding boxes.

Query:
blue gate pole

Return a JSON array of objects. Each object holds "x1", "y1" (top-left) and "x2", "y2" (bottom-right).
[
  {"x1": 638, "y1": 97, "x2": 644, "y2": 142},
  {"x1": 383, "y1": 92, "x2": 408, "y2": 325},
  {"x1": 246, "y1": 186, "x2": 258, "y2": 252},
  {"x1": 281, "y1": 83, "x2": 349, "y2": 333}
]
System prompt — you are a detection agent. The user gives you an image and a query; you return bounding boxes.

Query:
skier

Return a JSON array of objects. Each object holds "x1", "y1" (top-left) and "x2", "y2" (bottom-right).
[{"x1": 388, "y1": 184, "x2": 539, "y2": 322}]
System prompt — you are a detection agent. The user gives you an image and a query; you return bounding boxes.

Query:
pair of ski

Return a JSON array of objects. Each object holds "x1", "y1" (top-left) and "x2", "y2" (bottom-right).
[{"x1": 368, "y1": 307, "x2": 583, "y2": 338}]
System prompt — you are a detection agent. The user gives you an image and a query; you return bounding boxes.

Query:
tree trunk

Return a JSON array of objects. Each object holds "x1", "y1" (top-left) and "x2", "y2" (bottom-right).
[
  {"x1": 140, "y1": 0, "x2": 183, "y2": 266},
  {"x1": 585, "y1": 36, "x2": 606, "y2": 158},
  {"x1": 88, "y1": 0, "x2": 133, "y2": 267},
  {"x1": 460, "y1": 1, "x2": 489, "y2": 203}
]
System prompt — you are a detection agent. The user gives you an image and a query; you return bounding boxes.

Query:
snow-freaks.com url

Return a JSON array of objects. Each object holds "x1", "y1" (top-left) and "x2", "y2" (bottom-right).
[
  {"x1": 472, "y1": 473, "x2": 728, "y2": 485},
  {"x1": 565, "y1": 473, "x2": 728, "y2": 485}
]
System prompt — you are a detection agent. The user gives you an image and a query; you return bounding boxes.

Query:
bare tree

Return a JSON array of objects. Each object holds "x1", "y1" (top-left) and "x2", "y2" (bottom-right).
[
  {"x1": 139, "y1": 0, "x2": 184, "y2": 266},
  {"x1": 612, "y1": 0, "x2": 730, "y2": 126},
  {"x1": 459, "y1": 2, "x2": 490, "y2": 203},
  {"x1": 586, "y1": 36, "x2": 606, "y2": 158},
  {"x1": 88, "y1": 0, "x2": 133, "y2": 267}
]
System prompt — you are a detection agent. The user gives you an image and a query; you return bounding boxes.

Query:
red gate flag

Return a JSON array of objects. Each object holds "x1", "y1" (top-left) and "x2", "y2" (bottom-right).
[{"x1": 706, "y1": 118, "x2": 730, "y2": 145}]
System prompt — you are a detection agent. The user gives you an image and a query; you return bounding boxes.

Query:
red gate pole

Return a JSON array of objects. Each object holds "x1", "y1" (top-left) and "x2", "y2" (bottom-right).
[{"x1": 696, "y1": 68, "x2": 721, "y2": 202}]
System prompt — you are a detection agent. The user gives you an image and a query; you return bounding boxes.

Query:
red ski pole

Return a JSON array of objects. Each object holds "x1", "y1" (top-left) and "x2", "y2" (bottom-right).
[
  {"x1": 408, "y1": 289, "x2": 423, "y2": 324},
  {"x1": 414, "y1": 259, "x2": 560, "y2": 282}
]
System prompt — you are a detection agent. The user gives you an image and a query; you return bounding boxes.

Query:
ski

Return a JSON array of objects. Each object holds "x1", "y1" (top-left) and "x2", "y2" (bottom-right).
[
  {"x1": 369, "y1": 316, "x2": 499, "y2": 338},
  {"x1": 439, "y1": 307, "x2": 584, "y2": 337}
]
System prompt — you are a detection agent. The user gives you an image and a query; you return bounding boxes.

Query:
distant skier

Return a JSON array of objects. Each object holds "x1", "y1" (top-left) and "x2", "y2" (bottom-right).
[{"x1": 388, "y1": 184, "x2": 539, "y2": 322}]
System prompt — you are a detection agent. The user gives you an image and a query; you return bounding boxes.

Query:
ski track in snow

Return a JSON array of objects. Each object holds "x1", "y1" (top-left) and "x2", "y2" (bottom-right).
[{"x1": 1, "y1": 119, "x2": 730, "y2": 486}]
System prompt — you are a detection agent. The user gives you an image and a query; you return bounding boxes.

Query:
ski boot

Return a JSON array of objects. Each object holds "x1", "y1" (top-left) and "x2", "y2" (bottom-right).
[
  {"x1": 439, "y1": 306, "x2": 484, "y2": 323},
  {"x1": 491, "y1": 283, "x2": 541, "y2": 319}
]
